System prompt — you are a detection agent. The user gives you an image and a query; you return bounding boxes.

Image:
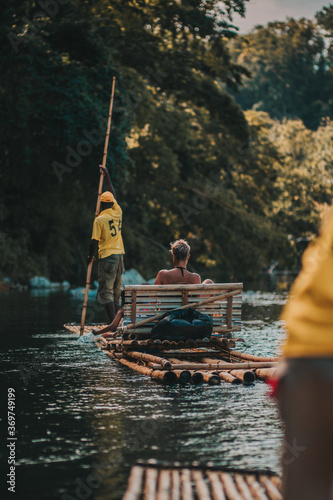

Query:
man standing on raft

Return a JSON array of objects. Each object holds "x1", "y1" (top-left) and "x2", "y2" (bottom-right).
[{"x1": 87, "y1": 166, "x2": 125, "y2": 323}]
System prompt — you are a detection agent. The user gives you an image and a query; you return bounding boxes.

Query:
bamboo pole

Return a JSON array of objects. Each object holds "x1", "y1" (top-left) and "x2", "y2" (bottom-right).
[
  {"x1": 255, "y1": 368, "x2": 278, "y2": 380},
  {"x1": 150, "y1": 361, "x2": 277, "y2": 371},
  {"x1": 190, "y1": 371, "x2": 204, "y2": 385},
  {"x1": 260, "y1": 475, "x2": 282, "y2": 500},
  {"x1": 201, "y1": 371, "x2": 220, "y2": 385},
  {"x1": 126, "y1": 351, "x2": 172, "y2": 369},
  {"x1": 171, "y1": 469, "x2": 180, "y2": 500},
  {"x1": 228, "y1": 350, "x2": 279, "y2": 363},
  {"x1": 80, "y1": 77, "x2": 116, "y2": 336},
  {"x1": 122, "y1": 466, "x2": 144, "y2": 500},
  {"x1": 218, "y1": 371, "x2": 241, "y2": 385},
  {"x1": 116, "y1": 356, "x2": 177, "y2": 383},
  {"x1": 233, "y1": 474, "x2": 253, "y2": 499},
  {"x1": 157, "y1": 469, "x2": 171, "y2": 500},
  {"x1": 219, "y1": 472, "x2": 241, "y2": 500},
  {"x1": 173, "y1": 370, "x2": 192, "y2": 384},
  {"x1": 145, "y1": 467, "x2": 158, "y2": 500},
  {"x1": 206, "y1": 471, "x2": 226, "y2": 500},
  {"x1": 192, "y1": 470, "x2": 211, "y2": 500},
  {"x1": 121, "y1": 290, "x2": 241, "y2": 331},
  {"x1": 168, "y1": 358, "x2": 191, "y2": 383},
  {"x1": 229, "y1": 369, "x2": 255, "y2": 385},
  {"x1": 181, "y1": 469, "x2": 194, "y2": 500},
  {"x1": 245, "y1": 475, "x2": 267, "y2": 500}
]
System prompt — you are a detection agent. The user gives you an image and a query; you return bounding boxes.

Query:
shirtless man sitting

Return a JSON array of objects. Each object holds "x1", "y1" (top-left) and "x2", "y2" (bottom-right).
[
  {"x1": 93, "y1": 239, "x2": 211, "y2": 337},
  {"x1": 154, "y1": 239, "x2": 212, "y2": 285}
]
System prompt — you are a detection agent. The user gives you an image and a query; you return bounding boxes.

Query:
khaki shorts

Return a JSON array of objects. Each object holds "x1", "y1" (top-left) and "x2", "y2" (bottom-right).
[{"x1": 97, "y1": 254, "x2": 124, "y2": 306}]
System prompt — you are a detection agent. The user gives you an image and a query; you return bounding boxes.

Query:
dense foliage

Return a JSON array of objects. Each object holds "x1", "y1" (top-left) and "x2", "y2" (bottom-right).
[
  {"x1": 1, "y1": 1, "x2": 332, "y2": 284},
  {"x1": 229, "y1": 13, "x2": 333, "y2": 129}
]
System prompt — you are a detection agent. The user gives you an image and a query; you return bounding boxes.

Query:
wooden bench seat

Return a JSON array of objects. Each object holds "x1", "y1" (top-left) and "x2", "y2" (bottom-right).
[{"x1": 123, "y1": 283, "x2": 243, "y2": 336}]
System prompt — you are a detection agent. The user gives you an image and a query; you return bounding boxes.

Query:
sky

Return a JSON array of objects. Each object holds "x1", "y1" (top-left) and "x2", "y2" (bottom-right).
[{"x1": 233, "y1": 0, "x2": 327, "y2": 33}]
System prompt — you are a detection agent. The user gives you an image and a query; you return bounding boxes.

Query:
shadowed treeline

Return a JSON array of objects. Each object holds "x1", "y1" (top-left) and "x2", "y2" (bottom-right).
[{"x1": 1, "y1": 1, "x2": 332, "y2": 284}]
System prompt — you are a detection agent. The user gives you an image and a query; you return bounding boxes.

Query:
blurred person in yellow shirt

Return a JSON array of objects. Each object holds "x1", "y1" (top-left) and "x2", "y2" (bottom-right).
[
  {"x1": 278, "y1": 207, "x2": 333, "y2": 500},
  {"x1": 87, "y1": 166, "x2": 124, "y2": 322}
]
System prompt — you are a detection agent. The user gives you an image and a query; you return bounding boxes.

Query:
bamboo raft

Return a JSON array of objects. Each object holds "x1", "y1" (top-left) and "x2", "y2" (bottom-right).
[
  {"x1": 65, "y1": 284, "x2": 279, "y2": 386},
  {"x1": 122, "y1": 461, "x2": 282, "y2": 500}
]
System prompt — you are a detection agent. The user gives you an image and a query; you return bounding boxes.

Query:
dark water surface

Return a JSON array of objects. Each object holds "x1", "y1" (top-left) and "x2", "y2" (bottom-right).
[{"x1": 0, "y1": 284, "x2": 289, "y2": 500}]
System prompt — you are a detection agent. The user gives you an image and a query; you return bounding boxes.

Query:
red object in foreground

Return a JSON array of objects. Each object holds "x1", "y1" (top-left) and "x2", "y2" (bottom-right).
[{"x1": 266, "y1": 376, "x2": 280, "y2": 398}]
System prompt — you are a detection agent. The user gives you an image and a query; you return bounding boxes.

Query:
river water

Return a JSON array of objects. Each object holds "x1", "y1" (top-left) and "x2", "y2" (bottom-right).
[{"x1": 0, "y1": 278, "x2": 291, "y2": 500}]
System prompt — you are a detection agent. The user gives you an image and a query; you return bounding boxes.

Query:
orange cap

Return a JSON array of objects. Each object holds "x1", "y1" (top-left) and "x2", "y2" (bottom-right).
[{"x1": 100, "y1": 191, "x2": 115, "y2": 203}]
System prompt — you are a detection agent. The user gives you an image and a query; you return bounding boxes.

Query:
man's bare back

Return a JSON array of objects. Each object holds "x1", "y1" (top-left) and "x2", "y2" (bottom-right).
[{"x1": 154, "y1": 267, "x2": 201, "y2": 285}]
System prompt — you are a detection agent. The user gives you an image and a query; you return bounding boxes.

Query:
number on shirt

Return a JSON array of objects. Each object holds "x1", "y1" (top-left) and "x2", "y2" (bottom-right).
[{"x1": 108, "y1": 220, "x2": 117, "y2": 237}]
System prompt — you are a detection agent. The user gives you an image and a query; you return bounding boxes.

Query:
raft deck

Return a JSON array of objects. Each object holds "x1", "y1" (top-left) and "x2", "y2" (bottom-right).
[{"x1": 122, "y1": 461, "x2": 282, "y2": 500}]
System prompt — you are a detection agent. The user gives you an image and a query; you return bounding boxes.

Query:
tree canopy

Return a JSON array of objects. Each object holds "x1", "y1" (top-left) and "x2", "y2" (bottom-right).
[
  {"x1": 229, "y1": 14, "x2": 333, "y2": 129},
  {"x1": 1, "y1": 1, "x2": 332, "y2": 284}
]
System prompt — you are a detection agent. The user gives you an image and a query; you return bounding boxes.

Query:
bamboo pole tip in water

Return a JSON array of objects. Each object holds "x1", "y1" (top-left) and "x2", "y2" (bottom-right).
[
  {"x1": 179, "y1": 370, "x2": 191, "y2": 384},
  {"x1": 192, "y1": 372, "x2": 204, "y2": 385},
  {"x1": 208, "y1": 375, "x2": 220, "y2": 385},
  {"x1": 163, "y1": 371, "x2": 178, "y2": 384}
]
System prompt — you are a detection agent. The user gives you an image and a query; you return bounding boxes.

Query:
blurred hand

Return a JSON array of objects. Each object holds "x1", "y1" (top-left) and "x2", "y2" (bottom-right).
[
  {"x1": 99, "y1": 165, "x2": 109, "y2": 176},
  {"x1": 87, "y1": 255, "x2": 95, "y2": 265}
]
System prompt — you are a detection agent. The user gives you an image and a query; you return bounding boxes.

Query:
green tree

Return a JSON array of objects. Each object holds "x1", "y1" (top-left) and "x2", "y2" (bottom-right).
[{"x1": 229, "y1": 18, "x2": 332, "y2": 129}]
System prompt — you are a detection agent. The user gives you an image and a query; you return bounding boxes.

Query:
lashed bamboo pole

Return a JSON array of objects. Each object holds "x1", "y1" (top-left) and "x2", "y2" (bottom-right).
[
  {"x1": 190, "y1": 371, "x2": 204, "y2": 385},
  {"x1": 122, "y1": 466, "x2": 144, "y2": 500},
  {"x1": 181, "y1": 469, "x2": 194, "y2": 500},
  {"x1": 270, "y1": 476, "x2": 282, "y2": 490},
  {"x1": 192, "y1": 470, "x2": 211, "y2": 500},
  {"x1": 120, "y1": 290, "x2": 241, "y2": 332},
  {"x1": 260, "y1": 475, "x2": 282, "y2": 500},
  {"x1": 126, "y1": 351, "x2": 172, "y2": 369},
  {"x1": 201, "y1": 371, "x2": 220, "y2": 385},
  {"x1": 80, "y1": 77, "x2": 116, "y2": 336},
  {"x1": 219, "y1": 472, "x2": 241, "y2": 500},
  {"x1": 171, "y1": 469, "x2": 180, "y2": 500},
  {"x1": 106, "y1": 338, "x2": 233, "y2": 351},
  {"x1": 207, "y1": 471, "x2": 226, "y2": 500},
  {"x1": 229, "y1": 369, "x2": 255, "y2": 385},
  {"x1": 255, "y1": 368, "x2": 278, "y2": 380},
  {"x1": 228, "y1": 350, "x2": 279, "y2": 363},
  {"x1": 173, "y1": 370, "x2": 192, "y2": 384},
  {"x1": 157, "y1": 469, "x2": 171, "y2": 500},
  {"x1": 168, "y1": 358, "x2": 191, "y2": 383},
  {"x1": 145, "y1": 467, "x2": 159, "y2": 500},
  {"x1": 115, "y1": 355, "x2": 177, "y2": 384},
  {"x1": 246, "y1": 475, "x2": 267, "y2": 500},
  {"x1": 156, "y1": 358, "x2": 277, "y2": 371},
  {"x1": 150, "y1": 361, "x2": 277, "y2": 371},
  {"x1": 234, "y1": 473, "x2": 254, "y2": 499},
  {"x1": 218, "y1": 371, "x2": 241, "y2": 385}
]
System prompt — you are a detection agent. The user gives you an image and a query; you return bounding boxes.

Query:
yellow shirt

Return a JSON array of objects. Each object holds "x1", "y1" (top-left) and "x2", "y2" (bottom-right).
[
  {"x1": 282, "y1": 207, "x2": 333, "y2": 357},
  {"x1": 91, "y1": 202, "x2": 125, "y2": 259}
]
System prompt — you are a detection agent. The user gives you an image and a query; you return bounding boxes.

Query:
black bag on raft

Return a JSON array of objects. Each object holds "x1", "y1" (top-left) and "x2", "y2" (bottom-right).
[{"x1": 150, "y1": 307, "x2": 213, "y2": 341}]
